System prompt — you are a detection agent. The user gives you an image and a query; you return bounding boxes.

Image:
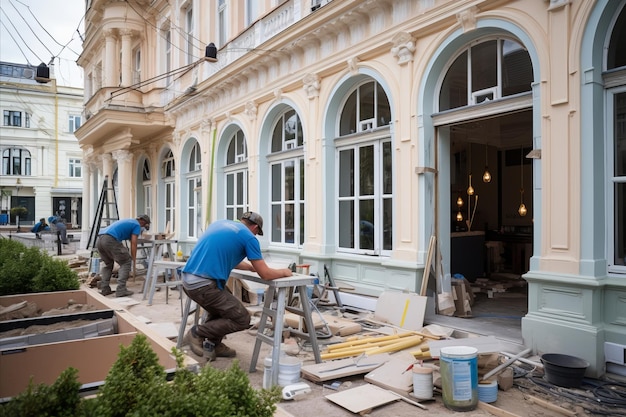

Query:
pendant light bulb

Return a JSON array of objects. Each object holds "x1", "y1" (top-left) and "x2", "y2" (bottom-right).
[
  {"x1": 457, "y1": 196, "x2": 464, "y2": 207},
  {"x1": 482, "y1": 167, "x2": 491, "y2": 183},
  {"x1": 456, "y1": 211, "x2": 463, "y2": 221},
  {"x1": 518, "y1": 202, "x2": 527, "y2": 217},
  {"x1": 467, "y1": 174, "x2": 474, "y2": 196}
]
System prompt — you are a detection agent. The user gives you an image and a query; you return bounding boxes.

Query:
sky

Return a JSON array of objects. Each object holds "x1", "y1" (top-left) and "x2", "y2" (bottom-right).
[{"x1": 0, "y1": 0, "x2": 85, "y2": 88}]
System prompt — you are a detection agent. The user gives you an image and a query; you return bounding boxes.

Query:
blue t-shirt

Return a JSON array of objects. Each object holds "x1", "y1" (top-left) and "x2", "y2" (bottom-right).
[
  {"x1": 183, "y1": 219, "x2": 262, "y2": 289},
  {"x1": 99, "y1": 218, "x2": 141, "y2": 242}
]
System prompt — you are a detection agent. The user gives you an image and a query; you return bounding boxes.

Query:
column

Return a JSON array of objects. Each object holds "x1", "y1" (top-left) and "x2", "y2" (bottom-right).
[
  {"x1": 103, "y1": 29, "x2": 117, "y2": 87},
  {"x1": 120, "y1": 29, "x2": 133, "y2": 87},
  {"x1": 112, "y1": 149, "x2": 134, "y2": 219}
]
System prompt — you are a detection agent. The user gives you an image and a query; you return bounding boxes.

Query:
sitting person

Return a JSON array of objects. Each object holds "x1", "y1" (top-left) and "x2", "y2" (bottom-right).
[
  {"x1": 48, "y1": 216, "x2": 69, "y2": 244},
  {"x1": 31, "y1": 218, "x2": 50, "y2": 239}
]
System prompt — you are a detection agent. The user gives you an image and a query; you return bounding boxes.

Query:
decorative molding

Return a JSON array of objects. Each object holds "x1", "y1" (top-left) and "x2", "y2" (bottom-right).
[
  {"x1": 112, "y1": 149, "x2": 132, "y2": 163},
  {"x1": 457, "y1": 6, "x2": 479, "y2": 33},
  {"x1": 274, "y1": 88, "x2": 283, "y2": 101},
  {"x1": 548, "y1": 0, "x2": 571, "y2": 11},
  {"x1": 390, "y1": 32, "x2": 416, "y2": 65},
  {"x1": 303, "y1": 73, "x2": 321, "y2": 99},
  {"x1": 244, "y1": 101, "x2": 258, "y2": 121},
  {"x1": 347, "y1": 57, "x2": 360, "y2": 75}
]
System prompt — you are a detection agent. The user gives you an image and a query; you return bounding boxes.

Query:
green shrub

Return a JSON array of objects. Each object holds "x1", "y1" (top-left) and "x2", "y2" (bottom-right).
[
  {"x1": 0, "y1": 238, "x2": 79, "y2": 296},
  {"x1": 1, "y1": 334, "x2": 282, "y2": 417}
]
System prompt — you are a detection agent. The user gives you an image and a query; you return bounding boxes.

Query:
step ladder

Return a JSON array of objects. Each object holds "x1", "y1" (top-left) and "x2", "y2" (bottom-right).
[{"x1": 87, "y1": 176, "x2": 119, "y2": 271}]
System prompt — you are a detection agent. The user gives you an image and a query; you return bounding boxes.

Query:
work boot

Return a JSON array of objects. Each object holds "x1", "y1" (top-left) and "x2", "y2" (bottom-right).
[
  {"x1": 116, "y1": 288, "x2": 134, "y2": 297},
  {"x1": 184, "y1": 325, "x2": 204, "y2": 357},
  {"x1": 203, "y1": 340, "x2": 217, "y2": 361},
  {"x1": 215, "y1": 342, "x2": 236, "y2": 358},
  {"x1": 100, "y1": 285, "x2": 112, "y2": 296}
]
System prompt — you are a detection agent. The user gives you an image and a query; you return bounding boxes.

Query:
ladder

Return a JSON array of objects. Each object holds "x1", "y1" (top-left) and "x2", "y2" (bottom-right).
[{"x1": 87, "y1": 176, "x2": 119, "y2": 266}]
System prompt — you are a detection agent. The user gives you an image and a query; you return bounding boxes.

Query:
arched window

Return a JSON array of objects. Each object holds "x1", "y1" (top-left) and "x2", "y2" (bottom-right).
[
  {"x1": 225, "y1": 129, "x2": 248, "y2": 220},
  {"x1": 186, "y1": 141, "x2": 202, "y2": 238},
  {"x1": 606, "y1": 5, "x2": 626, "y2": 274},
  {"x1": 439, "y1": 38, "x2": 533, "y2": 111},
  {"x1": 141, "y1": 159, "x2": 152, "y2": 221},
  {"x1": 339, "y1": 81, "x2": 391, "y2": 136},
  {"x1": 269, "y1": 108, "x2": 305, "y2": 245},
  {"x1": 161, "y1": 149, "x2": 175, "y2": 231},
  {"x1": 336, "y1": 80, "x2": 393, "y2": 255},
  {"x1": 2, "y1": 148, "x2": 31, "y2": 175}
]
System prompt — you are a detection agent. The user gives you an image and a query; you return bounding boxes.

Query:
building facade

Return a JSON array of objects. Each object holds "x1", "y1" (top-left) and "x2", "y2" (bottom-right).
[
  {"x1": 76, "y1": 0, "x2": 626, "y2": 377},
  {"x1": 0, "y1": 62, "x2": 84, "y2": 229}
]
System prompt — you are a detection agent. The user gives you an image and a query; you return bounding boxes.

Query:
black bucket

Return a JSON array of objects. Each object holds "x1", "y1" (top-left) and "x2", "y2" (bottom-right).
[{"x1": 540, "y1": 353, "x2": 589, "y2": 388}]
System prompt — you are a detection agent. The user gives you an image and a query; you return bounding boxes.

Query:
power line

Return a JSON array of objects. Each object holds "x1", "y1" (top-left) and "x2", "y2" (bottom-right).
[
  {"x1": 8, "y1": 0, "x2": 55, "y2": 60},
  {"x1": 0, "y1": 6, "x2": 45, "y2": 63},
  {"x1": 0, "y1": 18, "x2": 30, "y2": 64}
]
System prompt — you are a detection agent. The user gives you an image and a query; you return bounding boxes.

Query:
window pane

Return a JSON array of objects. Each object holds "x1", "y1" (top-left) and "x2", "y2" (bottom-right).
[
  {"x1": 339, "y1": 149, "x2": 354, "y2": 197},
  {"x1": 339, "y1": 200, "x2": 354, "y2": 248},
  {"x1": 608, "y1": 7, "x2": 626, "y2": 70},
  {"x1": 271, "y1": 163, "x2": 282, "y2": 201},
  {"x1": 271, "y1": 119, "x2": 283, "y2": 152},
  {"x1": 299, "y1": 158, "x2": 305, "y2": 200},
  {"x1": 501, "y1": 40, "x2": 533, "y2": 96},
  {"x1": 299, "y1": 202, "x2": 305, "y2": 245},
  {"x1": 359, "y1": 145, "x2": 374, "y2": 196},
  {"x1": 440, "y1": 51, "x2": 468, "y2": 111},
  {"x1": 236, "y1": 171, "x2": 244, "y2": 204},
  {"x1": 285, "y1": 160, "x2": 295, "y2": 201},
  {"x1": 272, "y1": 204, "x2": 281, "y2": 242},
  {"x1": 383, "y1": 196, "x2": 393, "y2": 250},
  {"x1": 376, "y1": 83, "x2": 391, "y2": 126},
  {"x1": 285, "y1": 203, "x2": 294, "y2": 243},
  {"x1": 226, "y1": 174, "x2": 234, "y2": 204},
  {"x1": 340, "y1": 90, "x2": 357, "y2": 135},
  {"x1": 359, "y1": 82, "x2": 375, "y2": 122},
  {"x1": 615, "y1": 182, "x2": 626, "y2": 266},
  {"x1": 615, "y1": 92, "x2": 626, "y2": 177},
  {"x1": 471, "y1": 40, "x2": 497, "y2": 92},
  {"x1": 382, "y1": 141, "x2": 392, "y2": 194},
  {"x1": 359, "y1": 200, "x2": 374, "y2": 250}
]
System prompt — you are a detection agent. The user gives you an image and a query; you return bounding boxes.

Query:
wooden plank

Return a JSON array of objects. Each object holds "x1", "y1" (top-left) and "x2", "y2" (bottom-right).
[
  {"x1": 374, "y1": 291, "x2": 427, "y2": 331},
  {"x1": 301, "y1": 353, "x2": 390, "y2": 382},
  {"x1": 420, "y1": 236, "x2": 436, "y2": 296},
  {"x1": 427, "y1": 336, "x2": 503, "y2": 358},
  {"x1": 364, "y1": 350, "x2": 415, "y2": 394},
  {"x1": 477, "y1": 401, "x2": 523, "y2": 417},
  {"x1": 325, "y1": 383, "x2": 399, "y2": 414}
]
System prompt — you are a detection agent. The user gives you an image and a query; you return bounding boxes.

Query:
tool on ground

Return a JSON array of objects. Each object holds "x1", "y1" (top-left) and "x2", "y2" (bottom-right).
[{"x1": 319, "y1": 353, "x2": 378, "y2": 373}]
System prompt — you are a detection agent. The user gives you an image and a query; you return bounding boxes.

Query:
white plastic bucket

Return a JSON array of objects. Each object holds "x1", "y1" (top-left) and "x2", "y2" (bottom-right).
[
  {"x1": 440, "y1": 346, "x2": 478, "y2": 411},
  {"x1": 412, "y1": 365, "x2": 434, "y2": 400},
  {"x1": 264, "y1": 355, "x2": 302, "y2": 387}
]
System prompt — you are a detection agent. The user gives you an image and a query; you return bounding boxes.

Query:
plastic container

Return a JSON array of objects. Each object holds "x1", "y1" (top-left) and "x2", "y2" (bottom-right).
[
  {"x1": 264, "y1": 355, "x2": 302, "y2": 387},
  {"x1": 440, "y1": 346, "x2": 478, "y2": 411},
  {"x1": 412, "y1": 365, "x2": 434, "y2": 400},
  {"x1": 478, "y1": 380, "x2": 498, "y2": 403}
]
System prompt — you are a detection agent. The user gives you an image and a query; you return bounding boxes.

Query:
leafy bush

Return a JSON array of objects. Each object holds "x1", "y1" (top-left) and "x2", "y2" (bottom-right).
[
  {"x1": 1, "y1": 334, "x2": 281, "y2": 417},
  {"x1": 0, "y1": 238, "x2": 79, "y2": 296}
]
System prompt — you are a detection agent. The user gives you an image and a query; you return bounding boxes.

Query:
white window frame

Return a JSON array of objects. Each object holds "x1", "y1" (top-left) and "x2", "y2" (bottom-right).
[
  {"x1": 269, "y1": 158, "x2": 305, "y2": 246},
  {"x1": 186, "y1": 141, "x2": 202, "y2": 238},
  {"x1": 68, "y1": 114, "x2": 81, "y2": 133},
  {"x1": 218, "y1": 0, "x2": 227, "y2": 48},
  {"x1": 133, "y1": 48, "x2": 141, "y2": 85},
  {"x1": 68, "y1": 158, "x2": 82, "y2": 178},
  {"x1": 185, "y1": 6, "x2": 194, "y2": 65},
  {"x1": 607, "y1": 85, "x2": 626, "y2": 275},
  {"x1": 225, "y1": 130, "x2": 248, "y2": 220},
  {"x1": 336, "y1": 138, "x2": 393, "y2": 256},
  {"x1": 164, "y1": 29, "x2": 172, "y2": 85}
]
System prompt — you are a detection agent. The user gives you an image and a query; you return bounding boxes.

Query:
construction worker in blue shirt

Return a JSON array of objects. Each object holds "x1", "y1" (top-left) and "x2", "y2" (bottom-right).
[{"x1": 96, "y1": 214, "x2": 151, "y2": 297}]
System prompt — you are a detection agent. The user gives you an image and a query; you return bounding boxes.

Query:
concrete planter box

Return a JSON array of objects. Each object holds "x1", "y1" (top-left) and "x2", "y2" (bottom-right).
[{"x1": 0, "y1": 290, "x2": 196, "y2": 399}]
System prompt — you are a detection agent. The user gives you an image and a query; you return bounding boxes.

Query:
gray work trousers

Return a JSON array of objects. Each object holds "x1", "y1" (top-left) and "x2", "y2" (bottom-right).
[
  {"x1": 96, "y1": 234, "x2": 132, "y2": 289},
  {"x1": 183, "y1": 280, "x2": 251, "y2": 345}
]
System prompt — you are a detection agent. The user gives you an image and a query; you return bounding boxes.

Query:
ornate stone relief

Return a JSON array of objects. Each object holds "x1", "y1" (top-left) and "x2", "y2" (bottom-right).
[
  {"x1": 112, "y1": 149, "x2": 132, "y2": 163},
  {"x1": 391, "y1": 32, "x2": 417, "y2": 65},
  {"x1": 244, "y1": 101, "x2": 258, "y2": 121},
  {"x1": 347, "y1": 57, "x2": 360, "y2": 75},
  {"x1": 303, "y1": 73, "x2": 321, "y2": 99},
  {"x1": 457, "y1": 6, "x2": 478, "y2": 33}
]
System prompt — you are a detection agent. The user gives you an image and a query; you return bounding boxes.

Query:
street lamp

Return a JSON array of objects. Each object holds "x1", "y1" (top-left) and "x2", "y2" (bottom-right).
[{"x1": 15, "y1": 178, "x2": 22, "y2": 232}]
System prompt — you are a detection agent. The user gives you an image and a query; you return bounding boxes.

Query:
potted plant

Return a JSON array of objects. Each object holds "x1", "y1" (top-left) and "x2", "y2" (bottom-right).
[{"x1": 10, "y1": 206, "x2": 28, "y2": 232}]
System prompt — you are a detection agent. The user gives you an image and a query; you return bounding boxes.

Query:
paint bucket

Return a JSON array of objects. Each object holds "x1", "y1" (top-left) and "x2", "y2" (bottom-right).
[
  {"x1": 91, "y1": 258, "x2": 100, "y2": 274},
  {"x1": 265, "y1": 355, "x2": 302, "y2": 387},
  {"x1": 478, "y1": 380, "x2": 498, "y2": 403},
  {"x1": 412, "y1": 365, "x2": 434, "y2": 400},
  {"x1": 440, "y1": 346, "x2": 478, "y2": 411}
]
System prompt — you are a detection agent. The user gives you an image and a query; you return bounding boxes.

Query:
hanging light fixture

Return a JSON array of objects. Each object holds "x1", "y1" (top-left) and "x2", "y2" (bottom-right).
[
  {"x1": 482, "y1": 144, "x2": 491, "y2": 183},
  {"x1": 467, "y1": 143, "x2": 474, "y2": 196},
  {"x1": 518, "y1": 147, "x2": 527, "y2": 217},
  {"x1": 456, "y1": 193, "x2": 464, "y2": 221}
]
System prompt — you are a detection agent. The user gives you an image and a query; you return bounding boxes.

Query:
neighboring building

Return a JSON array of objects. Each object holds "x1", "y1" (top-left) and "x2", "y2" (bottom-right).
[
  {"x1": 76, "y1": 0, "x2": 626, "y2": 377},
  {"x1": 0, "y1": 62, "x2": 84, "y2": 229}
]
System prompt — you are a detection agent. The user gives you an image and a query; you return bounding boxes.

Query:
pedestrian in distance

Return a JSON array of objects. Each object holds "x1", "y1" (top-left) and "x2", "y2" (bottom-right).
[
  {"x1": 96, "y1": 214, "x2": 151, "y2": 297},
  {"x1": 182, "y1": 211, "x2": 292, "y2": 361},
  {"x1": 48, "y1": 215, "x2": 69, "y2": 244},
  {"x1": 31, "y1": 217, "x2": 49, "y2": 239}
]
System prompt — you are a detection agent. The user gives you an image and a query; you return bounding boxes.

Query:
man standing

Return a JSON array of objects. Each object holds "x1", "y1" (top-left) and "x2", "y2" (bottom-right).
[
  {"x1": 96, "y1": 214, "x2": 151, "y2": 297},
  {"x1": 182, "y1": 211, "x2": 292, "y2": 361}
]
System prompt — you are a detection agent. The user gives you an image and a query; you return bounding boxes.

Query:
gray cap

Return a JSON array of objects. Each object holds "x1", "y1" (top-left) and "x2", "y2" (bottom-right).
[
  {"x1": 241, "y1": 211, "x2": 264, "y2": 235},
  {"x1": 137, "y1": 214, "x2": 151, "y2": 224}
]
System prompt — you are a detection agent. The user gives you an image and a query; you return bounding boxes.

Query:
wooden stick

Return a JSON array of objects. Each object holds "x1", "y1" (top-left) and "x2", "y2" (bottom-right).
[
  {"x1": 525, "y1": 395, "x2": 577, "y2": 416},
  {"x1": 326, "y1": 333, "x2": 408, "y2": 351},
  {"x1": 477, "y1": 401, "x2": 522, "y2": 417},
  {"x1": 366, "y1": 335, "x2": 423, "y2": 355},
  {"x1": 386, "y1": 389, "x2": 428, "y2": 410},
  {"x1": 482, "y1": 348, "x2": 531, "y2": 380}
]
